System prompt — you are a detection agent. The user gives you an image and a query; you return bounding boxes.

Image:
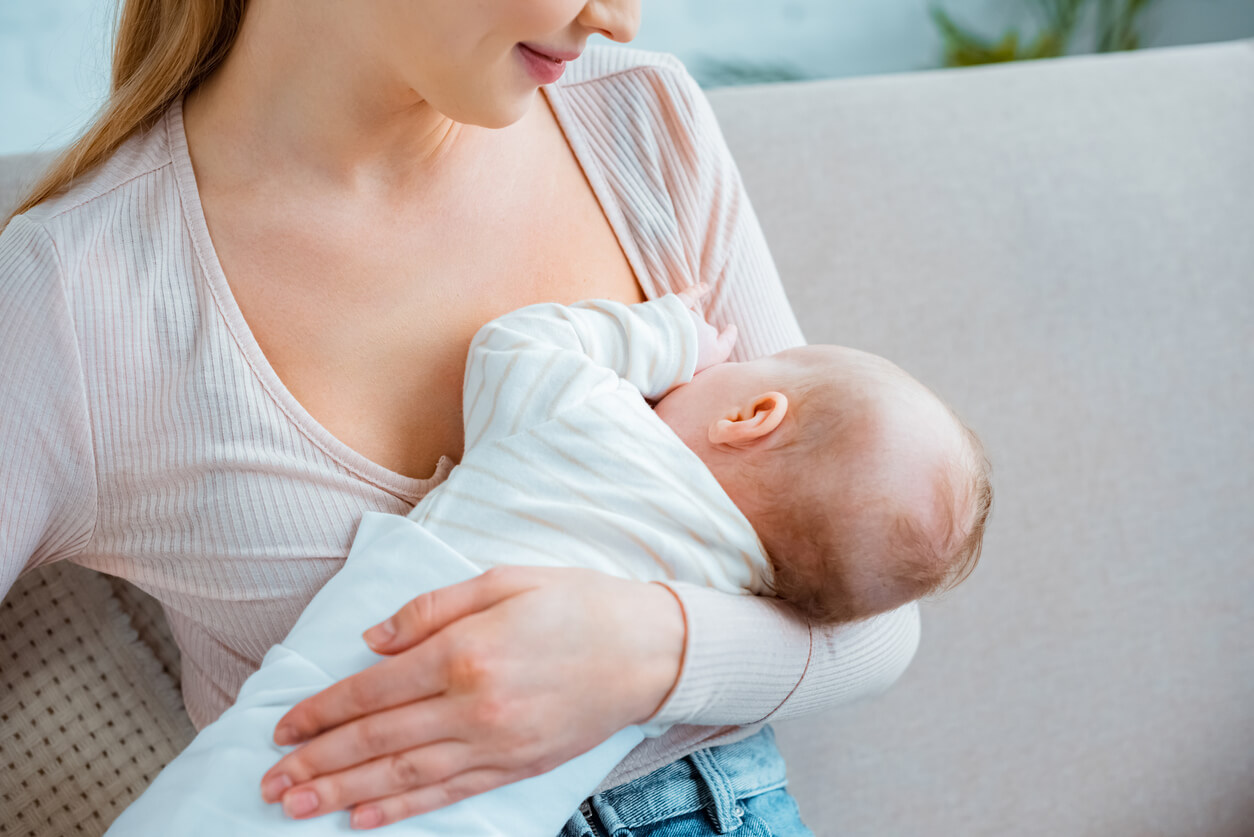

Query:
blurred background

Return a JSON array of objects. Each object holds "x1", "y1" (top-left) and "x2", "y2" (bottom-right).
[{"x1": 1, "y1": 0, "x2": 1252, "y2": 155}]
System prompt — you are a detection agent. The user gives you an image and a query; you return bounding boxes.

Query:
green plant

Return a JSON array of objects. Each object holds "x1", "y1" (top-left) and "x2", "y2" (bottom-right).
[{"x1": 931, "y1": 0, "x2": 1160, "y2": 67}]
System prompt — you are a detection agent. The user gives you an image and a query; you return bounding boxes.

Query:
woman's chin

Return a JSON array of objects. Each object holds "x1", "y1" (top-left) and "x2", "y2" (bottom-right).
[
  {"x1": 490, "y1": 91, "x2": 540, "y2": 130},
  {"x1": 442, "y1": 87, "x2": 538, "y2": 131}
]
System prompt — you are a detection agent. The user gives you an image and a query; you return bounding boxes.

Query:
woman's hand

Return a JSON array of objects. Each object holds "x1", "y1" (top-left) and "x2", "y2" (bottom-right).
[{"x1": 258, "y1": 565, "x2": 686, "y2": 829}]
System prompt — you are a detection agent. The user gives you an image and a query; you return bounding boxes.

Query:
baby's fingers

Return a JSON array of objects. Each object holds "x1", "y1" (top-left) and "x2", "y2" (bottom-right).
[{"x1": 675, "y1": 283, "x2": 711, "y2": 308}]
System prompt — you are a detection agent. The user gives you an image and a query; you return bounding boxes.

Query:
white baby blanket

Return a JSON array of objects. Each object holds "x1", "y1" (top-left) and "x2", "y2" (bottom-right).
[{"x1": 106, "y1": 511, "x2": 660, "y2": 836}]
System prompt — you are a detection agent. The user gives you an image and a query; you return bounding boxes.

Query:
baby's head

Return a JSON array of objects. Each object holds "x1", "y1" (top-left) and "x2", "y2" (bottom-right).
[{"x1": 654, "y1": 345, "x2": 992, "y2": 625}]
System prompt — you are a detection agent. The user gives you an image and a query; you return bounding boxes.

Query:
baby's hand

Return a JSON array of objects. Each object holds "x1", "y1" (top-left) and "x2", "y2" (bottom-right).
[{"x1": 676, "y1": 284, "x2": 738, "y2": 373}]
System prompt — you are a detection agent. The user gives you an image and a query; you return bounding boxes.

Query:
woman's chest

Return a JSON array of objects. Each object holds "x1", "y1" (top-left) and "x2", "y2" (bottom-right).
[{"x1": 210, "y1": 178, "x2": 647, "y2": 482}]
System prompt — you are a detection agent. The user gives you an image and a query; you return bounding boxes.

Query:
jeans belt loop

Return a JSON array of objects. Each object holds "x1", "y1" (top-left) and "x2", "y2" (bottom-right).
[{"x1": 688, "y1": 748, "x2": 746, "y2": 833}]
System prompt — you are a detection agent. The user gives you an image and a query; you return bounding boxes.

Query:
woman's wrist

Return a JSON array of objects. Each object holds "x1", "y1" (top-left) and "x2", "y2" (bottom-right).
[
  {"x1": 632, "y1": 581, "x2": 688, "y2": 725},
  {"x1": 645, "y1": 582, "x2": 814, "y2": 728}
]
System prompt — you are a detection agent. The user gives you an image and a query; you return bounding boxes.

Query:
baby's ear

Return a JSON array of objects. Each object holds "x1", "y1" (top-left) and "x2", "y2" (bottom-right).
[{"x1": 708, "y1": 391, "x2": 789, "y2": 448}]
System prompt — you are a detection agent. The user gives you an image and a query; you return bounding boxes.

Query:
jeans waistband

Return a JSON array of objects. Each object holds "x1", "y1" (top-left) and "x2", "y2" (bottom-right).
[{"x1": 563, "y1": 725, "x2": 788, "y2": 836}]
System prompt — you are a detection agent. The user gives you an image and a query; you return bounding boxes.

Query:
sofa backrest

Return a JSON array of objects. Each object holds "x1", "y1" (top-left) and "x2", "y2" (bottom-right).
[
  {"x1": 708, "y1": 39, "x2": 1254, "y2": 836},
  {"x1": 0, "y1": 152, "x2": 48, "y2": 219}
]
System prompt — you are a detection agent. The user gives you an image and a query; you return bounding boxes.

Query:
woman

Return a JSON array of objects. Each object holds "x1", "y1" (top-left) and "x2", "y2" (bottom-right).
[{"x1": 0, "y1": 0, "x2": 921, "y2": 833}]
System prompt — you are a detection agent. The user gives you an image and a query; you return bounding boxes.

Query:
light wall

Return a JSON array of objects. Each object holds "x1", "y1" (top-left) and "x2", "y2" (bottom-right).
[
  {"x1": 635, "y1": 0, "x2": 1254, "y2": 83},
  {"x1": 1, "y1": 0, "x2": 1252, "y2": 154}
]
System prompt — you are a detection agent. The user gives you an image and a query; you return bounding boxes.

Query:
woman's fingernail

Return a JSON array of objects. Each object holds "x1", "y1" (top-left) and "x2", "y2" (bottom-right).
[
  {"x1": 283, "y1": 789, "x2": 320, "y2": 818},
  {"x1": 363, "y1": 618, "x2": 395, "y2": 646},
  {"x1": 274, "y1": 725, "x2": 299, "y2": 746},
  {"x1": 352, "y1": 806, "x2": 384, "y2": 829},
  {"x1": 261, "y1": 773, "x2": 293, "y2": 802}
]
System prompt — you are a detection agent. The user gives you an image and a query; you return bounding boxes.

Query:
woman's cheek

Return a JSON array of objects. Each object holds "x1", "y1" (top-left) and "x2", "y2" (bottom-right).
[{"x1": 504, "y1": 0, "x2": 588, "y2": 35}]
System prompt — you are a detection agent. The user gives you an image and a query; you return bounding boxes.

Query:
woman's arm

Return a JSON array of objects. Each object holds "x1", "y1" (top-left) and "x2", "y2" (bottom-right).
[
  {"x1": 0, "y1": 215, "x2": 97, "y2": 598},
  {"x1": 648, "y1": 581, "x2": 920, "y2": 727},
  {"x1": 647, "y1": 59, "x2": 923, "y2": 727}
]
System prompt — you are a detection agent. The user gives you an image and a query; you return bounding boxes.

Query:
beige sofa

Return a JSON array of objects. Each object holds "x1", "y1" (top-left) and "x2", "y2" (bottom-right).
[{"x1": 3, "y1": 39, "x2": 1252, "y2": 836}]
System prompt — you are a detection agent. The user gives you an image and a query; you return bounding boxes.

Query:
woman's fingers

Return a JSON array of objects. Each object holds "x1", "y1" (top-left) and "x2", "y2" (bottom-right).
[
  {"x1": 263, "y1": 695, "x2": 455, "y2": 802},
  {"x1": 258, "y1": 568, "x2": 684, "y2": 825},
  {"x1": 280, "y1": 569, "x2": 533, "y2": 746},
  {"x1": 363, "y1": 566, "x2": 531, "y2": 654},
  {"x1": 349, "y1": 767, "x2": 520, "y2": 830},
  {"x1": 273, "y1": 642, "x2": 448, "y2": 746},
  {"x1": 273, "y1": 738, "x2": 474, "y2": 820},
  {"x1": 272, "y1": 568, "x2": 539, "y2": 746}
]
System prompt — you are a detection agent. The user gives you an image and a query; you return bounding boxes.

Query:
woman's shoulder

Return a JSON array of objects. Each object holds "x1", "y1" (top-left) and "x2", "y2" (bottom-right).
[
  {"x1": 4, "y1": 106, "x2": 184, "y2": 309},
  {"x1": 551, "y1": 46, "x2": 713, "y2": 139},
  {"x1": 546, "y1": 45, "x2": 731, "y2": 208},
  {"x1": 18, "y1": 109, "x2": 176, "y2": 230},
  {"x1": 546, "y1": 47, "x2": 747, "y2": 285}
]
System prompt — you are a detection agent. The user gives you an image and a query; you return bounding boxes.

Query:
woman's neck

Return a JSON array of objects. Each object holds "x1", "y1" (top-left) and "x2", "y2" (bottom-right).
[{"x1": 181, "y1": 0, "x2": 485, "y2": 198}]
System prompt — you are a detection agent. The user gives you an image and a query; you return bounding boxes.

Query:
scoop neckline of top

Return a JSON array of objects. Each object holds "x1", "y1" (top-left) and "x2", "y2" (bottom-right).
[{"x1": 163, "y1": 83, "x2": 649, "y2": 503}]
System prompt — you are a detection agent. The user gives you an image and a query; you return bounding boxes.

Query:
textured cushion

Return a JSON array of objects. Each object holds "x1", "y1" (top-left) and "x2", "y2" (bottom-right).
[
  {"x1": 0, "y1": 563, "x2": 194, "y2": 836},
  {"x1": 708, "y1": 40, "x2": 1254, "y2": 836}
]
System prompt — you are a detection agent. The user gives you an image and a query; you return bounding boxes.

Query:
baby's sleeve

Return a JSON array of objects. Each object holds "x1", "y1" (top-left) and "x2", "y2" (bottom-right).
[
  {"x1": 462, "y1": 295, "x2": 698, "y2": 449},
  {"x1": 0, "y1": 215, "x2": 98, "y2": 600}
]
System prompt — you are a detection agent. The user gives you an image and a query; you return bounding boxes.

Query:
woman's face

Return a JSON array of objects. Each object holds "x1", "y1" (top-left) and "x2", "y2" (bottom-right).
[{"x1": 366, "y1": 0, "x2": 641, "y2": 128}]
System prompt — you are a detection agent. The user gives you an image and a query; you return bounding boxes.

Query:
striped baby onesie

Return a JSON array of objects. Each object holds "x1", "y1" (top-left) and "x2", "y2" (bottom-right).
[{"x1": 408, "y1": 293, "x2": 775, "y2": 596}]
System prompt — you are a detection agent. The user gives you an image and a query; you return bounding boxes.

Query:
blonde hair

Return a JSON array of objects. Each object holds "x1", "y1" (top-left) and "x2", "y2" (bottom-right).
[{"x1": 2, "y1": 0, "x2": 246, "y2": 230}]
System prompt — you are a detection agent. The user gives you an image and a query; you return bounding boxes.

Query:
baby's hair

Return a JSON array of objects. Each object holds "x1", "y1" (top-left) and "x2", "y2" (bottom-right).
[
  {"x1": 935, "y1": 415, "x2": 993, "y2": 595},
  {"x1": 752, "y1": 367, "x2": 992, "y2": 625}
]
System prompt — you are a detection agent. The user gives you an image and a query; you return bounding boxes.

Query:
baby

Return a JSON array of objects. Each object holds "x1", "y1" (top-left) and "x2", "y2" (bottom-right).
[
  {"x1": 652, "y1": 288, "x2": 991, "y2": 624},
  {"x1": 405, "y1": 283, "x2": 990, "y2": 627},
  {"x1": 106, "y1": 287, "x2": 991, "y2": 837}
]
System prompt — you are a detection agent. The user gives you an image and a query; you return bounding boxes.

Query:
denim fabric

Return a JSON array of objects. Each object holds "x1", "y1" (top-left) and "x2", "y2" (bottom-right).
[{"x1": 559, "y1": 726, "x2": 815, "y2": 836}]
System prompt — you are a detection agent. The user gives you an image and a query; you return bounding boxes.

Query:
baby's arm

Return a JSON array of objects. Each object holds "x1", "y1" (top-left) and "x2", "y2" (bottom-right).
[{"x1": 463, "y1": 292, "x2": 715, "y2": 449}]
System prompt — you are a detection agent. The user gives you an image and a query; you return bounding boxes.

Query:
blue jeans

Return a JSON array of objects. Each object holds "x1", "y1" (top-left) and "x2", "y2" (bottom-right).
[{"x1": 559, "y1": 726, "x2": 815, "y2": 836}]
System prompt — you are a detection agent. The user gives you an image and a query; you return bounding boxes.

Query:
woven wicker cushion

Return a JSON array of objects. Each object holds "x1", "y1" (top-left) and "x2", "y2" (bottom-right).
[{"x1": 0, "y1": 563, "x2": 195, "y2": 836}]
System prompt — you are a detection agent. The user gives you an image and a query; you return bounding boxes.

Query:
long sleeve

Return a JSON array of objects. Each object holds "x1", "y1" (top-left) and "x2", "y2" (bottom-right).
[
  {"x1": 642, "y1": 61, "x2": 922, "y2": 728},
  {"x1": 0, "y1": 215, "x2": 97, "y2": 599},
  {"x1": 462, "y1": 294, "x2": 698, "y2": 449}
]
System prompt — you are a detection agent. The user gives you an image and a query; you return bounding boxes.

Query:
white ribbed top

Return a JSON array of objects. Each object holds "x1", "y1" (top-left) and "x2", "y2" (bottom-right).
[{"x1": 0, "y1": 46, "x2": 920, "y2": 791}]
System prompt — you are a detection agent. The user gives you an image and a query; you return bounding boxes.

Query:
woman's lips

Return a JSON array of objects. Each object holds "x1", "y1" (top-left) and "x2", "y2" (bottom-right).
[
  {"x1": 520, "y1": 42, "x2": 582, "y2": 62},
  {"x1": 517, "y1": 43, "x2": 575, "y2": 85}
]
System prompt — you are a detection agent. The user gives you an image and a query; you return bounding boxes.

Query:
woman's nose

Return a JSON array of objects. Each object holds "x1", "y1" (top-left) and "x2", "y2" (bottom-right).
[{"x1": 578, "y1": 0, "x2": 641, "y2": 44}]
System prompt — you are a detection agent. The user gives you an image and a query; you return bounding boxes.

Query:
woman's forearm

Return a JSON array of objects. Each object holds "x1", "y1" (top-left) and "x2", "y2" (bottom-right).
[{"x1": 646, "y1": 581, "x2": 921, "y2": 727}]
